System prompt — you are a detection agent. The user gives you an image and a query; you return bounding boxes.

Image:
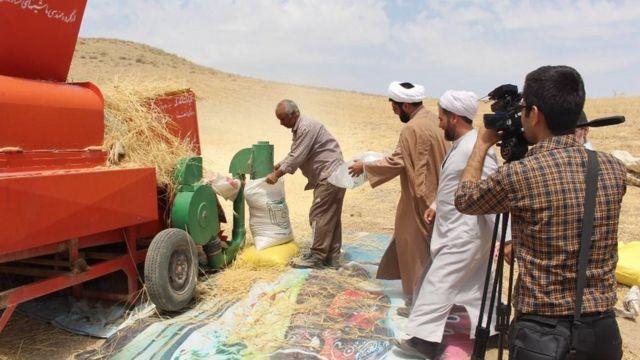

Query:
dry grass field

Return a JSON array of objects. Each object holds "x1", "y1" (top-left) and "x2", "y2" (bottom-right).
[{"x1": 0, "y1": 38, "x2": 638, "y2": 359}]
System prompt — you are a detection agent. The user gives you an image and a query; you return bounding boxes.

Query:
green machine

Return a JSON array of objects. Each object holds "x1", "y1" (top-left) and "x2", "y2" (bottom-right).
[
  {"x1": 145, "y1": 141, "x2": 274, "y2": 312},
  {"x1": 226, "y1": 140, "x2": 274, "y2": 237}
]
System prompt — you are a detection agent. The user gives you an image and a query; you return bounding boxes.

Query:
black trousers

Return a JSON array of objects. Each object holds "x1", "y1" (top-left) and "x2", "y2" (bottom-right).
[{"x1": 511, "y1": 310, "x2": 622, "y2": 360}]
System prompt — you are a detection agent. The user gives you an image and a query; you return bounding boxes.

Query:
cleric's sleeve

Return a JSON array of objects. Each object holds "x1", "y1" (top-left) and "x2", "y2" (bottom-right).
[{"x1": 364, "y1": 130, "x2": 407, "y2": 188}]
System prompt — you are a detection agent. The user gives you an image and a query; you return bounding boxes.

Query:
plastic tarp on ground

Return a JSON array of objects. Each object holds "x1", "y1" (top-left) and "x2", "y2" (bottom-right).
[
  {"x1": 78, "y1": 233, "x2": 475, "y2": 360},
  {"x1": 17, "y1": 295, "x2": 154, "y2": 339}
]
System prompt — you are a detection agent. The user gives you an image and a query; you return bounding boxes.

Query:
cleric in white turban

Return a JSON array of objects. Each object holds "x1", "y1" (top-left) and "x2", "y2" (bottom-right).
[
  {"x1": 438, "y1": 90, "x2": 478, "y2": 141},
  {"x1": 348, "y1": 80, "x2": 449, "y2": 309},
  {"x1": 388, "y1": 81, "x2": 426, "y2": 104},
  {"x1": 438, "y1": 90, "x2": 479, "y2": 122}
]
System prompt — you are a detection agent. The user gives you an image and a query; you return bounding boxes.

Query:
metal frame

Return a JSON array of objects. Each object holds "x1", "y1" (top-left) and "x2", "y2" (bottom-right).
[{"x1": 0, "y1": 224, "x2": 155, "y2": 332}]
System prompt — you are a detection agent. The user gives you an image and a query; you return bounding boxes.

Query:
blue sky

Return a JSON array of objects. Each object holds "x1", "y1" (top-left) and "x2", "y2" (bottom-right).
[{"x1": 80, "y1": 0, "x2": 640, "y2": 98}]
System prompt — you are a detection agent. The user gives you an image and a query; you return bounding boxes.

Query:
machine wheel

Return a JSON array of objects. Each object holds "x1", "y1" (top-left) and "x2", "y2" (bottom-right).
[{"x1": 145, "y1": 228, "x2": 198, "y2": 312}]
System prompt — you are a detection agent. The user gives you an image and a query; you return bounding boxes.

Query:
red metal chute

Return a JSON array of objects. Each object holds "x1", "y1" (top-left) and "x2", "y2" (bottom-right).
[
  {"x1": 153, "y1": 89, "x2": 202, "y2": 155},
  {"x1": 0, "y1": 0, "x2": 87, "y2": 82},
  {"x1": 0, "y1": 75, "x2": 104, "y2": 152}
]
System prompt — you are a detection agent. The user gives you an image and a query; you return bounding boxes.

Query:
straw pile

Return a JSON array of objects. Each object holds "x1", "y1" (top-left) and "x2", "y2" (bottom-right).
[
  {"x1": 196, "y1": 258, "x2": 287, "y2": 315},
  {"x1": 101, "y1": 77, "x2": 196, "y2": 194}
]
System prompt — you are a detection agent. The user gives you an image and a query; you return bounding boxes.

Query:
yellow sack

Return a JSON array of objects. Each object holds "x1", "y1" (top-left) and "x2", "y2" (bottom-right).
[
  {"x1": 238, "y1": 242, "x2": 299, "y2": 267},
  {"x1": 616, "y1": 241, "x2": 640, "y2": 286}
]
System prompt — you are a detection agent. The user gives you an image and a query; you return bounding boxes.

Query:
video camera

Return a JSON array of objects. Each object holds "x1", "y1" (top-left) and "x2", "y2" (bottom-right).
[{"x1": 483, "y1": 84, "x2": 529, "y2": 162}]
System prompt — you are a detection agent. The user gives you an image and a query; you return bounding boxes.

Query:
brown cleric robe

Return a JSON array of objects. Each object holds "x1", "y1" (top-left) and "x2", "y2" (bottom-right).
[{"x1": 364, "y1": 106, "x2": 448, "y2": 296}]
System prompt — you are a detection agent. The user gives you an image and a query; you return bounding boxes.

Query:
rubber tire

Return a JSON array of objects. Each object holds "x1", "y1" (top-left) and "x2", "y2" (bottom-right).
[{"x1": 144, "y1": 228, "x2": 198, "y2": 312}]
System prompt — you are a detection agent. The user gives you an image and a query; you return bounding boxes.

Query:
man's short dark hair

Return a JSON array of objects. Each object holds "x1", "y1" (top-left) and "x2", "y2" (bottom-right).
[
  {"x1": 523, "y1": 65, "x2": 585, "y2": 135},
  {"x1": 441, "y1": 107, "x2": 472, "y2": 124}
]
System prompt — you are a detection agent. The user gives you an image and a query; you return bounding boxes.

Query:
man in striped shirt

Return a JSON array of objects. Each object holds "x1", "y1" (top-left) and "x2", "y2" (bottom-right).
[{"x1": 266, "y1": 99, "x2": 346, "y2": 269}]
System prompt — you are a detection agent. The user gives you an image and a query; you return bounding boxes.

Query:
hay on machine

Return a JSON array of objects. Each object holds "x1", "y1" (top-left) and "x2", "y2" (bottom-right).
[{"x1": 101, "y1": 76, "x2": 196, "y2": 195}]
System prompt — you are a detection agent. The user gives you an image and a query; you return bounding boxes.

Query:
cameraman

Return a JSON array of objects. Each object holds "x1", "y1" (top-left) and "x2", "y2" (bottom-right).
[{"x1": 455, "y1": 65, "x2": 626, "y2": 359}]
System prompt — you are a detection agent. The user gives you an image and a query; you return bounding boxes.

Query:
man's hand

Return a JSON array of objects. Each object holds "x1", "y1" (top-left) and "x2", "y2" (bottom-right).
[
  {"x1": 265, "y1": 172, "x2": 279, "y2": 185},
  {"x1": 504, "y1": 242, "x2": 513, "y2": 264},
  {"x1": 460, "y1": 129, "x2": 497, "y2": 183},
  {"x1": 348, "y1": 160, "x2": 364, "y2": 177},
  {"x1": 477, "y1": 128, "x2": 501, "y2": 149},
  {"x1": 424, "y1": 207, "x2": 436, "y2": 224}
]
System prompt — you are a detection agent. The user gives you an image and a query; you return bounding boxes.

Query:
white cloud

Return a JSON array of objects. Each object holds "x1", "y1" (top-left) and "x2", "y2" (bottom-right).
[
  {"x1": 388, "y1": 0, "x2": 640, "y2": 95},
  {"x1": 83, "y1": 0, "x2": 389, "y2": 67},
  {"x1": 498, "y1": 1, "x2": 640, "y2": 32},
  {"x1": 80, "y1": 0, "x2": 640, "y2": 97}
]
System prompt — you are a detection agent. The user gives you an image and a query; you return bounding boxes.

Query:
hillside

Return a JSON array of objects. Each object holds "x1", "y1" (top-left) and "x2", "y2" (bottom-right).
[{"x1": 68, "y1": 38, "x2": 640, "y2": 244}]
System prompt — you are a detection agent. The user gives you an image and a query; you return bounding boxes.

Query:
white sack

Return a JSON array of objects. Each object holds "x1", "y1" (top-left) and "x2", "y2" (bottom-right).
[
  {"x1": 611, "y1": 150, "x2": 640, "y2": 173},
  {"x1": 616, "y1": 285, "x2": 640, "y2": 319},
  {"x1": 328, "y1": 151, "x2": 385, "y2": 189},
  {"x1": 611, "y1": 150, "x2": 640, "y2": 187},
  {"x1": 204, "y1": 172, "x2": 241, "y2": 201},
  {"x1": 244, "y1": 177, "x2": 294, "y2": 250}
]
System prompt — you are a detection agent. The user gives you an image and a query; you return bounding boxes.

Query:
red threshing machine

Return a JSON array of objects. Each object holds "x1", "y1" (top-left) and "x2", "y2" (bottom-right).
[{"x1": 0, "y1": 0, "x2": 272, "y2": 332}]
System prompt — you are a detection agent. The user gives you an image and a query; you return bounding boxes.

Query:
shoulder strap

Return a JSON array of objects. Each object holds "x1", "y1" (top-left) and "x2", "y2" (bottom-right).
[{"x1": 574, "y1": 150, "x2": 600, "y2": 322}]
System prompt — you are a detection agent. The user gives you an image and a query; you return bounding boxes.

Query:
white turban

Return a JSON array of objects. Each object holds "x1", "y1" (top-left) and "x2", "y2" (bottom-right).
[
  {"x1": 388, "y1": 81, "x2": 426, "y2": 103},
  {"x1": 438, "y1": 90, "x2": 479, "y2": 120}
]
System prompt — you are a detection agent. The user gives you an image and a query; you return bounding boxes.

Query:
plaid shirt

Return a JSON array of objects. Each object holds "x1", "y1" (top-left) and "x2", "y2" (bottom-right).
[{"x1": 455, "y1": 135, "x2": 627, "y2": 316}]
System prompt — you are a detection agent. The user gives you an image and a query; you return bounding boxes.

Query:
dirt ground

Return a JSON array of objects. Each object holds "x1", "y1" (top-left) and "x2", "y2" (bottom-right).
[{"x1": 0, "y1": 38, "x2": 638, "y2": 359}]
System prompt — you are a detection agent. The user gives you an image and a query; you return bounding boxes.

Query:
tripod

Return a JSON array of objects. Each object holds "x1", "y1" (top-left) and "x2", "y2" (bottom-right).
[{"x1": 472, "y1": 212, "x2": 515, "y2": 360}]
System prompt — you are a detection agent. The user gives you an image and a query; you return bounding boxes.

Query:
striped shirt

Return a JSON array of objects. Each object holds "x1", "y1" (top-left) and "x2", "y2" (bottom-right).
[
  {"x1": 455, "y1": 135, "x2": 627, "y2": 315},
  {"x1": 279, "y1": 115, "x2": 344, "y2": 190}
]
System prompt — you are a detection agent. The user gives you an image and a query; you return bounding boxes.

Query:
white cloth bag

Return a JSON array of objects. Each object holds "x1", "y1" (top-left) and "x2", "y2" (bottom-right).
[
  {"x1": 244, "y1": 177, "x2": 294, "y2": 250},
  {"x1": 328, "y1": 151, "x2": 385, "y2": 189},
  {"x1": 203, "y1": 172, "x2": 242, "y2": 201}
]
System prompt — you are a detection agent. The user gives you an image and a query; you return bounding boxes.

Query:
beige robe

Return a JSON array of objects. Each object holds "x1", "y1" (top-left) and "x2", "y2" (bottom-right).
[{"x1": 365, "y1": 106, "x2": 448, "y2": 296}]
